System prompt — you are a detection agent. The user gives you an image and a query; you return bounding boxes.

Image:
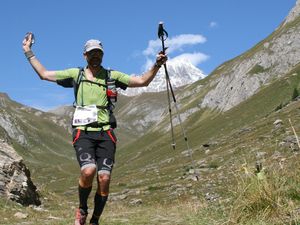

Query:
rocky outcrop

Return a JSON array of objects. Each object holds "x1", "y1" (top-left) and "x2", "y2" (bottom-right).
[{"x1": 0, "y1": 137, "x2": 40, "y2": 206}]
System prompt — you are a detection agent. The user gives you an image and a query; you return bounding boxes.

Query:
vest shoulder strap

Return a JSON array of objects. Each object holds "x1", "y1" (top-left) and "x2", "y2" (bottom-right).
[
  {"x1": 73, "y1": 67, "x2": 112, "y2": 107},
  {"x1": 73, "y1": 67, "x2": 84, "y2": 106}
]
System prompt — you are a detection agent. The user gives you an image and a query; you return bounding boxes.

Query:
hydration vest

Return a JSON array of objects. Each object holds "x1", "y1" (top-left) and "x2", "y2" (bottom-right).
[{"x1": 57, "y1": 67, "x2": 118, "y2": 128}]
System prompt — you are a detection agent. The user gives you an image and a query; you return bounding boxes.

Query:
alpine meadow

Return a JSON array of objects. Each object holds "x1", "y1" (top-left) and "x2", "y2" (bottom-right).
[{"x1": 1, "y1": 1, "x2": 300, "y2": 225}]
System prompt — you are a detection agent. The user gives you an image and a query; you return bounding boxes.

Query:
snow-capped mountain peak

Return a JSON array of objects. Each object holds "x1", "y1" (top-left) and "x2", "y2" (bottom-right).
[{"x1": 121, "y1": 59, "x2": 206, "y2": 96}]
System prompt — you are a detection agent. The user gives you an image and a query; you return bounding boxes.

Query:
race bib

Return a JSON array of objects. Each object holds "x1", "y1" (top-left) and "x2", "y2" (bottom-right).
[{"x1": 72, "y1": 105, "x2": 98, "y2": 126}]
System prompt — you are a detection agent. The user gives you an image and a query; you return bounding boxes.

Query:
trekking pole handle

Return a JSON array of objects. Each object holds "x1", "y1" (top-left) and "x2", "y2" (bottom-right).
[
  {"x1": 158, "y1": 22, "x2": 164, "y2": 39},
  {"x1": 157, "y1": 22, "x2": 168, "y2": 54}
]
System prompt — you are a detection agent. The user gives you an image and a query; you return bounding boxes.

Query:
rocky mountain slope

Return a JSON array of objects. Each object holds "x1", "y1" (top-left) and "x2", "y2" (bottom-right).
[{"x1": 199, "y1": 3, "x2": 300, "y2": 112}]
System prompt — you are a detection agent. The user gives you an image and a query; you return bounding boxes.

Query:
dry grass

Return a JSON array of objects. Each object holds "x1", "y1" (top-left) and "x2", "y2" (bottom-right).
[
  {"x1": 227, "y1": 159, "x2": 300, "y2": 225},
  {"x1": 103, "y1": 199, "x2": 210, "y2": 225}
]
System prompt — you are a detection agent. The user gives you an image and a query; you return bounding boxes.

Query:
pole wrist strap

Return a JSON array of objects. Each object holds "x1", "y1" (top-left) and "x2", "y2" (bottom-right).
[{"x1": 154, "y1": 62, "x2": 161, "y2": 68}]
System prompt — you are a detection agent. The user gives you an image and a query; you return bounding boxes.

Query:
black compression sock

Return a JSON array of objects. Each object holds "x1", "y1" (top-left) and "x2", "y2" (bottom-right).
[
  {"x1": 90, "y1": 193, "x2": 108, "y2": 224},
  {"x1": 78, "y1": 185, "x2": 92, "y2": 212}
]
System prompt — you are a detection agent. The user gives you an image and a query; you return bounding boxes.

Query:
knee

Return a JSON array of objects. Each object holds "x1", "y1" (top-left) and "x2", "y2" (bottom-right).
[
  {"x1": 97, "y1": 173, "x2": 111, "y2": 195},
  {"x1": 81, "y1": 167, "x2": 96, "y2": 180},
  {"x1": 99, "y1": 173, "x2": 111, "y2": 183}
]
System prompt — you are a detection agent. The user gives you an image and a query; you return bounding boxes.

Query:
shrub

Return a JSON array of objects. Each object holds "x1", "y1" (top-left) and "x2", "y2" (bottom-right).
[
  {"x1": 292, "y1": 88, "x2": 299, "y2": 100},
  {"x1": 248, "y1": 64, "x2": 268, "y2": 75},
  {"x1": 275, "y1": 103, "x2": 283, "y2": 111}
]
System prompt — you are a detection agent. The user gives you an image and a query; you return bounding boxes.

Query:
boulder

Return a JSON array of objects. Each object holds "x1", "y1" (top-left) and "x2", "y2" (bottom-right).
[{"x1": 0, "y1": 139, "x2": 40, "y2": 206}]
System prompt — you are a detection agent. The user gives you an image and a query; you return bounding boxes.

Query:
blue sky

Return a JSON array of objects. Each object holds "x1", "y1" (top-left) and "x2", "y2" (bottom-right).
[{"x1": 0, "y1": 0, "x2": 296, "y2": 111}]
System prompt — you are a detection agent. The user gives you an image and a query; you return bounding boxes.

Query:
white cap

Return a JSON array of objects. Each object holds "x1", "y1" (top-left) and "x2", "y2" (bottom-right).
[{"x1": 84, "y1": 39, "x2": 104, "y2": 53}]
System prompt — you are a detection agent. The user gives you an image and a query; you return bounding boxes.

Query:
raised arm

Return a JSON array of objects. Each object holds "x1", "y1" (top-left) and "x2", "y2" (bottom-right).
[
  {"x1": 128, "y1": 52, "x2": 167, "y2": 87},
  {"x1": 22, "y1": 33, "x2": 57, "y2": 82}
]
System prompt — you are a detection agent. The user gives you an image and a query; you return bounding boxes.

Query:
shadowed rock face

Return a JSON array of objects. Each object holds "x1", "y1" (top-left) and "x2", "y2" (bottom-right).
[{"x1": 0, "y1": 138, "x2": 40, "y2": 206}]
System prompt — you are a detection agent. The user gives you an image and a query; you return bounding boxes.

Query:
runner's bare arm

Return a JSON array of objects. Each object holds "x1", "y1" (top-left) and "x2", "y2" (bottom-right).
[{"x1": 22, "y1": 33, "x2": 56, "y2": 82}]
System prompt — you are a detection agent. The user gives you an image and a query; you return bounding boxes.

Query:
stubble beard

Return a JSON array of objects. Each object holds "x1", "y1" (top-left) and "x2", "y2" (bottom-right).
[{"x1": 88, "y1": 57, "x2": 102, "y2": 69}]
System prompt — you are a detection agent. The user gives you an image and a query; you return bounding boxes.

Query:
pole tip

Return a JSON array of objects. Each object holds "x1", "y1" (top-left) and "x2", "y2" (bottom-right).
[
  {"x1": 159, "y1": 21, "x2": 164, "y2": 25},
  {"x1": 171, "y1": 143, "x2": 176, "y2": 150}
]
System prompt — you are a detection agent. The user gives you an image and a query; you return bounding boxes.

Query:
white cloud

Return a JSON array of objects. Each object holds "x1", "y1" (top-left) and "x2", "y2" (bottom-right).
[
  {"x1": 170, "y1": 53, "x2": 209, "y2": 66},
  {"x1": 143, "y1": 34, "x2": 207, "y2": 56},
  {"x1": 142, "y1": 58, "x2": 155, "y2": 72},
  {"x1": 209, "y1": 21, "x2": 218, "y2": 28},
  {"x1": 143, "y1": 39, "x2": 162, "y2": 56},
  {"x1": 167, "y1": 34, "x2": 207, "y2": 54},
  {"x1": 141, "y1": 33, "x2": 209, "y2": 72}
]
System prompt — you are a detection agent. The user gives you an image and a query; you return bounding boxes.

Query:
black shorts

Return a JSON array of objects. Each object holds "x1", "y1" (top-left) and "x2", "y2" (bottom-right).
[{"x1": 72, "y1": 128, "x2": 117, "y2": 175}]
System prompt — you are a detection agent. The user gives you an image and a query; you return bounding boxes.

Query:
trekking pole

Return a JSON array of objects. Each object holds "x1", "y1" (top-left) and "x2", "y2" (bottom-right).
[
  {"x1": 157, "y1": 22, "x2": 199, "y2": 180},
  {"x1": 158, "y1": 22, "x2": 176, "y2": 150}
]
